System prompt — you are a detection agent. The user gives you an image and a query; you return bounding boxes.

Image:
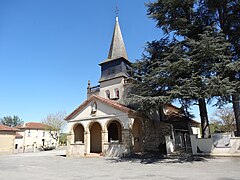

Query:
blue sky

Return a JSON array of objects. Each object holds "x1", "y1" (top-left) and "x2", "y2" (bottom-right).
[{"x1": 0, "y1": 0, "x2": 216, "y2": 123}]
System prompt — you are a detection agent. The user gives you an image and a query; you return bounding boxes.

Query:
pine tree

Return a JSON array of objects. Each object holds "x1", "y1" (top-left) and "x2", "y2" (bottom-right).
[
  {"x1": 130, "y1": 0, "x2": 236, "y2": 138},
  {"x1": 167, "y1": 28, "x2": 233, "y2": 137},
  {"x1": 126, "y1": 38, "x2": 174, "y2": 120},
  {"x1": 204, "y1": 0, "x2": 240, "y2": 136}
]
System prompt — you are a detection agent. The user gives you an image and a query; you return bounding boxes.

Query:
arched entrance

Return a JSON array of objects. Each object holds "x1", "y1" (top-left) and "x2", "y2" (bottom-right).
[
  {"x1": 132, "y1": 119, "x2": 143, "y2": 152},
  {"x1": 90, "y1": 122, "x2": 102, "y2": 153},
  {"x1": 108, "y1": 120, "x2": 122, "y2": 142},
  {"x1": 73, "y1": 124, "x2": 84, "y2": 143}
]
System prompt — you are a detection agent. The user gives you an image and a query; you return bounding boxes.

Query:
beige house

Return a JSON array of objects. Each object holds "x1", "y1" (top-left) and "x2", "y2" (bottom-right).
[
  {"x1": 15, "y1": 122, "x2": 58, "y2": 152},
  {"x1": 0, "y1": 124, "x2": 19, "y2": 154},
  {"x1": 65, "y1": 16, "x2": 200, "y2": 157}
]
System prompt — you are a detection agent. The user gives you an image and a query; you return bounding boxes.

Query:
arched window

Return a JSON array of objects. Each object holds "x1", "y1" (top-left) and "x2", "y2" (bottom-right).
[
  {"x1": 108, "y1": 121, "x2": 122, "y2": 142},
  {"x1": 106, "y1": 90, "x2": 110, "y2": 99},
  {"x1": 115, "y1": 88, "x2": 119, "y2": 99},
  {"x1": 74, "y1": 124, "x2": 84, "y2": 143}
]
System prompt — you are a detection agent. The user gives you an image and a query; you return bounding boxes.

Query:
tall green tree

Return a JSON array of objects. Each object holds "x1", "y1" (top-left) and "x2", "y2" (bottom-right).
[
  {"x1": 126, "y1": 38, "x2": 174, "y2": 120},
  {"x1": 204, "y1": 0, "x2": 240, "y2": 136},
  {"x1": 169, "y1": 28, "x2": 233, "y2": 137},
  {"x1": 0, "y1": 115, "x2": 23, "y2": 127},
  {"x1": 131, "y1": 0, "x2": 235, "y2": 138},
  {"x1": 145, "y1": 0, "x2": 214, "y2": 138}
]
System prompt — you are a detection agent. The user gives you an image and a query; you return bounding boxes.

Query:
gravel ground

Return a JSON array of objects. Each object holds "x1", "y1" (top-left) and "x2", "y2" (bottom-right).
[{"x1": 0, "y1": 148, "x2": 239, "y2": 180}]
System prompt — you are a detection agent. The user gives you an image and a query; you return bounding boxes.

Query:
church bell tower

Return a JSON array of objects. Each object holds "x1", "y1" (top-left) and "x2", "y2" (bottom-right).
[{"x1": 87, "y1": 16, "x2": 131, "y2": 101}]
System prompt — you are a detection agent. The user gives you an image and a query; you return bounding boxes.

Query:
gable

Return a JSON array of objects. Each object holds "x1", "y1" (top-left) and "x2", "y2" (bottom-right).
[
  {"x1": 65, "y1": 95, "x2": 135, "y2": 121},
  {"x1": 74, "y1": 100, "x2": 125, "y2": 120}
]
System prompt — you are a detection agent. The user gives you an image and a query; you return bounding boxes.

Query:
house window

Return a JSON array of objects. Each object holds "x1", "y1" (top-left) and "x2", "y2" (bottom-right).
[
  {"x1": 106, "y1": 90, "x2": 110, "y2": 99},
  {"x1": 115, "y1": 88, "x2": 119, "y2": 99},
  {"x1": 28, "y1": 130, "x2": 31, "y2": 137},
  {"x1": 43, "y1": 131, "x2": 45, "y2": 137}
]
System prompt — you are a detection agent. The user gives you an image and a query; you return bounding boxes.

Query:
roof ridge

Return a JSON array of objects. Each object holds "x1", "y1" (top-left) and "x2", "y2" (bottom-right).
[{"x1": 0, "y1": 124, "x2": 19, "y2": 131}]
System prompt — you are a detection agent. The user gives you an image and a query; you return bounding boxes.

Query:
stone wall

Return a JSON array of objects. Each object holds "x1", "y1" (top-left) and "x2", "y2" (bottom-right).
[
  {"x1": 66, "y1": 134, "x2": 85, "y2": 157},
  {"x1": 103, "y1": 129, "x2": 132, "y2": 157},
  {"x1": 66, "y1": 117, "x2": 174, "y2": 157},
  {"x1": 103, "y1": 142, "x2": 129, "y2": 157},
  {"x1": 142, "y1": 119, "x2": 172, "y2": 153}
]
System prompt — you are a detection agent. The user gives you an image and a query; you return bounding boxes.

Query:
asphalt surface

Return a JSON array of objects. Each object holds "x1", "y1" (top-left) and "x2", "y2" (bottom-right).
[{"x1": 0, "y1": 148, "x2": 239, "y2": 180}]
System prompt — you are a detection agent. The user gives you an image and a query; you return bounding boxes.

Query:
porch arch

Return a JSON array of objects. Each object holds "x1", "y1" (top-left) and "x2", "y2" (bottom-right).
[
  {"x1": 132, "y1": 119, "x2": 143, "y2": 152},
  {"x1": 73, "y1": 123, "x2": 85, "y2": 143},
  {"x1": 107, "y1": 120, "x2": 122, "y2": 142},
  {"x1": 89, "y1": 122, "x2": 102, "y2": 153}
]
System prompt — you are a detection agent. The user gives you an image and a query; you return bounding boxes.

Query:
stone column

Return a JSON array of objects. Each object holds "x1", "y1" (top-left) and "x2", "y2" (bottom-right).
[
  {"x1": 85, "y1": 131, "x2": 90, "y2": 154},
  {"x1": 66, "y1": 133, "x2": 73, "y2": 157},
  {"x1": 122, "y1": 129, "x2": 133, "y2": 156}
]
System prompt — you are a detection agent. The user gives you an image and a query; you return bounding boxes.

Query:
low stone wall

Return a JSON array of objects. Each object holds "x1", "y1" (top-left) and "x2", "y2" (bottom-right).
[
  {"x1": 66, "y1": 143, "x2": 85, "y2": 157},
  {"x1": 103, "y1": 142, "x2": 130, "y2": 157},
  {"x1": 190, "y1": 135, "x2": 240, "y2": 156}
]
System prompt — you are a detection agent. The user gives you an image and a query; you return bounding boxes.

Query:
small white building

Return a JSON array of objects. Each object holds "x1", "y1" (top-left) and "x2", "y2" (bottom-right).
[{"x1": 15, "y1": 122, "x2": 58, "y2": 153}]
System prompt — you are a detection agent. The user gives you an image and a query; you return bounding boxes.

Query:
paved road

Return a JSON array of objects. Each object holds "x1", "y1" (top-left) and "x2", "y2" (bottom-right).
[{"x1": 0, "y1": 149, "x2": 239, "y2": 180}]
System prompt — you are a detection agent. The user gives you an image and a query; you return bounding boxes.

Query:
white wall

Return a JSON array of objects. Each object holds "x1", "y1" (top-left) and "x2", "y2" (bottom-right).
[
  {"x1": 190, "y1": 135, "x2": 240, "y2": 156},
  {"x1": 191, "y1": 127, "x2": 201, "y2": 138},
  {"x1": 165, "y1": 136, "x2": 174, "y2": 154},
  {"x1": 99, "y1": 77, "x2": 125, "y2": 100},
  {"x1": 67, "y1": 99, "x2": 130, "y2": 133},
  {"x1": 15, "y1": 129, "x2": 58, "y2": 152}
]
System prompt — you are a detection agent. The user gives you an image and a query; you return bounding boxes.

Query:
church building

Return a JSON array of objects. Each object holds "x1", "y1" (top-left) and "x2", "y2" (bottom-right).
[{"x1": 65, "y1": 16, "x2": 199, "y2": 157}]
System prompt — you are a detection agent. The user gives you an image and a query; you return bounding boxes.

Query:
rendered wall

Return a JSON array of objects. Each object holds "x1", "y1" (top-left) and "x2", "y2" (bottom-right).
[
  {"x1": 190, "y1": 135, "x2": 240, "y2": 156},
  {"x1": 15, "y1": 129, "x2": 58, "y2": 153},
  {"x1": 0, "y1": 131, "x2": 15, "y2": 154}
]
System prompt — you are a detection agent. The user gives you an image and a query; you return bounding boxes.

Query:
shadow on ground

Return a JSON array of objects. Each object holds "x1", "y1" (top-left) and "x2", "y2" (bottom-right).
[
  {"x1": 106, "y1": 152, "x2": 213, "y2": 164},
  {"x1": 56, "y1": 154, "x2": 67, "y2": 158}
]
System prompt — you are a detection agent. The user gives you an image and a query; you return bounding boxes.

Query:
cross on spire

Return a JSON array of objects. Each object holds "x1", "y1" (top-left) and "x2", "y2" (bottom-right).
[{"x1": 115, "y1": 0, "x2": 119, "y2": 17}]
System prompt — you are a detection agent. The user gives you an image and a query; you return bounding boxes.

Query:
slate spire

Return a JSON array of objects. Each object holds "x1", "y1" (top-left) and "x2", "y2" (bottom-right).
[{"x1": 107, "y1": 17, "x2": 128, "y2": 60}]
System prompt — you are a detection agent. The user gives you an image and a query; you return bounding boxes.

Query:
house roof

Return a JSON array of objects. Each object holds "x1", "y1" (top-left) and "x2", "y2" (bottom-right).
[
  {"x1": 15, "y1": 132, "x2": 23, "y2": 138},
  {"x1": 0, "y1": 124, "x2": 19, "y2": 132},
  {"x1": 164, "y1": 104, "x2": 182, "y2": 114},
  {"x1": 165, "y1": 111, "x2": 200, "y2": 125},
  {"x1": 16, "y1": 122, "x2": 48, "y2": 130},
  {"x1": 65, "y1": 95, "x2": 136, "y2": 120}
]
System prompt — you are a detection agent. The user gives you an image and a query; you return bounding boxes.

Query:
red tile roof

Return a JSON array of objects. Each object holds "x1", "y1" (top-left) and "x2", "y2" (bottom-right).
[
  {"x1": 16, "y1": 122, "x2": 48, "y2": 130},
  {"x1": 165, "y1": 111, "x2": 200, "y2": 125},
  {"x1": 0, "y1": 124, "x2": 19, "y2": 131},
  {"x1": 64, "y1": 95, "x2": 199, "y2": 125},
  {"x1": 15, "y1": 132, "x2": 23, "y2": 138},
  {"x1": 65, "y1": 95, "x2": 136, "y2": 120}
]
